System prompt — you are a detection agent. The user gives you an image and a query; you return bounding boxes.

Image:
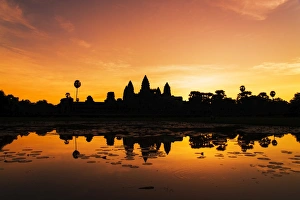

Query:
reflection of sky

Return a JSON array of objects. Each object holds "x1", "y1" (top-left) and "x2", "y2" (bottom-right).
[{"x1": 0, "y1": 132, "x2": 300, "y2": 200}]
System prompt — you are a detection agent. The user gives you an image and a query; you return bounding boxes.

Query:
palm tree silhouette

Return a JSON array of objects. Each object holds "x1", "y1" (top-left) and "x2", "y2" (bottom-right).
[
  {"x1": 240, "y1": 85, "x2": 245, "y2": 93},
  {"x1": 65, "y1": 92, "x2": 71, "y2": 98},
  {"x1": 74, "y1": 80, "x2": 81, "y2": 102},
  {"x1": 270, "y1": 91, "x2": 276, "y2": 100}
]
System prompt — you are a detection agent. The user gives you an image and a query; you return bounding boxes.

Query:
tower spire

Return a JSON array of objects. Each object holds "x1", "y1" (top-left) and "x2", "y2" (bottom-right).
[
  {"x1": 140, "y1": 75, "x2": 150, "y2": 93},
  {"x1": 163, "y1": 82, "x2": 171, "y2": 97}
]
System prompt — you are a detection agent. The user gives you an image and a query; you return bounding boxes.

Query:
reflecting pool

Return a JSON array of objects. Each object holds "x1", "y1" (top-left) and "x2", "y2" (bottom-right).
[{"x1": 0, "y1": 121, "x2": 300, "y2": 200}]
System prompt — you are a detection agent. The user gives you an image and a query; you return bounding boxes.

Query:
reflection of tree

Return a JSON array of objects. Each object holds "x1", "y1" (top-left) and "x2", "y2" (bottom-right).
[
  {"x1": 237, "y1": 133, "x2": 275, "y2": 151},
  {"x1": 189, "y1": 134, "x2": 214, "y2": 149},
  {"x1": 259, "y1": 137, "x2": 271, "y2": 148},
  {"x1": 271, "y1": 135, "x2": 278, "y2": 146},
  {"x1": 237, "y1": 135, "x2": 254, "y2": 152},
  {"x1": 0, "y1": 135, "x2": 18, "y2": 150},
  {"x1": 59, "y1": 134, "x2": 73, "y2": 144},
  {"x1": 72, "y1": 136, "x2": 80, "y2": 159},
  {"x1": 212, "y1": 135, "x2": 228, "y2": 151},
  {"x1": 35, "y1": 127, "x2": 53, "y2": 136}
]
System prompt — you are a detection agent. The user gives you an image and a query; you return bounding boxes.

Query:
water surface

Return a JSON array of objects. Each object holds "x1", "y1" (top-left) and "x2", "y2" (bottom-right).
[{"x1": 0, "y1": 121, "x2": 300, "y2": 200}]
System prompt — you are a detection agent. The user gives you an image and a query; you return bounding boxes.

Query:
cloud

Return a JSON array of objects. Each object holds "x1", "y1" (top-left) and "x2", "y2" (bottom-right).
[
  {"x1": 144, "y1": 64, "x2": 232, "y2": 79},
  {"x1": 0, "y1": 0, "x2": 47, "y2": 38},
  {"x1": 55, "y1": 16, "x2": 75, "y2": 32},
  {"x1": 83, "y1": 59, "x2": 130, "y2": 70},
  {"x1": 70, "y1": 38, "x2": 91, "y2": 48},
  {"x1": 151, "y1": 64, "x2": 225, "y2": 73},
  {"x1": 209, "y1": 0, "x2": 289, "y2": 20},
  {"x1": 252, "y1": 59, "x2": 300, "y2": 75},
  {"x1": 0, "y1": 0, "x2": 36, "y2": 30}
]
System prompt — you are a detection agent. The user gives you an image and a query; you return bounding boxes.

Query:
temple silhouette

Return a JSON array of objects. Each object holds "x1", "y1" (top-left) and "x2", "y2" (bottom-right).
[{"x1": 59, "y1": 75, "x2": 185, "y2": 116}]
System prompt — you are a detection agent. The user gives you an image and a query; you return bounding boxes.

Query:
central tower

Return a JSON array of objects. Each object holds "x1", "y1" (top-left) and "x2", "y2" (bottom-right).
[{"x1": 140, "y1": 75, "x2": 150, "y2": 93}]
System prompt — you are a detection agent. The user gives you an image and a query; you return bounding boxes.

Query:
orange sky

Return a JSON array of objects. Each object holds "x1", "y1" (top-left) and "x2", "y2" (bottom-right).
[{"x1": 1, "y1": 0, "x2": 300, "y2": 104}]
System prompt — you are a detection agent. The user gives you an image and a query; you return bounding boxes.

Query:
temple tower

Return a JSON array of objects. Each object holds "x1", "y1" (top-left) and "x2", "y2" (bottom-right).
[
  {"x1": 140, "y1": 75, "x2": 150, "y2": 93},
  {"x1": 123, "y1": 80, "x2": 135, "y2": 101},
  {"x1": 163, "y1": 82, "x2": 171, "y2": 97}
]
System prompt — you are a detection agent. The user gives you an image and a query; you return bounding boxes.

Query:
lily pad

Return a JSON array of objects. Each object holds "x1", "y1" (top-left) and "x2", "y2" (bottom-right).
[
  {"x1": 22, "y1": 149, "x2": 33, "y2": 151},
  {"x1": 122, "y1": 164, "x2": 132, "y2": 167},
  {"x1": 269, "y1": 162, "x2": 284, "y2": 165},
  {"x1": 257, "y1": 157, "x2": 271, "y2": 160},
  {"x1": 244, "y1": 154, "x2": 256, "y2": 157},
  {"x1": 281, "y1": 150, "x2": 292, "y2": 154},
  {"x1": 142, "y1": 163, "x2": 153, "y2": 165},
  {"x1": 16, "y1": 153, "x2": 26, "y2": 156},
  {"x1": 36, "y1": 156, "x2": 50, "y2": 159},
  {"x1": 228, "y1": 156, "x2": 237, "y2": 158},
  {"x1": 139, "y1": 186, "x2": 154, "y2": 189},
  {"x1": 197, "y1": 156, "x2": 206, "y2": 159},
  {"x1": 292, "y1": 161, "x2": 300, "y2": 164},
  {"x1": 18, "y1": 160, "x2": 32, "y2": 163},
  {"x1": 12, "y1": 157, "x2": 27, "y2": 161},
  {"x1": 31, "y1": 151, "x2": 43, "y2": 153}
]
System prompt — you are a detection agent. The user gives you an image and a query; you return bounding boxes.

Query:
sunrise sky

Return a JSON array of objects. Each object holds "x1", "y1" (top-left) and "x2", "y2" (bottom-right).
[{"x1": 1, "y1": 0, "x2": 300, "y2": 104}]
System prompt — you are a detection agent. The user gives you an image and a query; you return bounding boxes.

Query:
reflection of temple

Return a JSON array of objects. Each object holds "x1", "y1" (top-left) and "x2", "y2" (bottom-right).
[
  {"x1": 0, "y1": 135, "x2": 18, "y2": 150},
  {"x1": 122, "y1": 134, "x2": 183, "y2": 162},
  {"x1": 56, "y1": 128, "x2": 183, "y2": 161},
  {"x1": 53, "y1": 127, "x2": 296, "y2": 158}
]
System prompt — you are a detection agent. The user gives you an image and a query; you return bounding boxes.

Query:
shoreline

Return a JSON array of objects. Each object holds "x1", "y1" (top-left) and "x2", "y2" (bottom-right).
[{"x1": 1, "y1": 115, "x2": 300, "y2": 127}]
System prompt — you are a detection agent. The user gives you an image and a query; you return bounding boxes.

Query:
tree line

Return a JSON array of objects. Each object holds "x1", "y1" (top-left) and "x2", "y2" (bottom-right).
[
  {"x1": 1, "y1": 86, "x2": 300, "y2": 117},
  {"x1": 188, "y1": 86, "x2": 300, "y2": 117},
  {"x1": 0, "y1": 90, "x2": 56, "y2": 116}
]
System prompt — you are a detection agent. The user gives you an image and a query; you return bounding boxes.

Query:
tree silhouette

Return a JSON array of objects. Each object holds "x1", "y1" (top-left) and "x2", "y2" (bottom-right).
[
  {"x1": 85, "y1": 95, "x2": 94, "y2": 103},
  {"x1": 270, "y1": 91, "x2": 276, "y2": 100},
  {"x1": 258, "y1": 92, "x2": 269, "y2": 100},
  {"x1": 212, "y1": 90, "x2": 226, "y2": 101},
  {"x1": 240, "y1": 85, "x2": 245, "y2": 93},
  {"x1": 289, "y1": 92, "x2": 300, "y2": 116},
  {"x1": 74, "y1": 80, "x2": 81, "y2": 102},
  {"x1": 65, "y1": 92, "x2": 71, "y2": 98}
]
